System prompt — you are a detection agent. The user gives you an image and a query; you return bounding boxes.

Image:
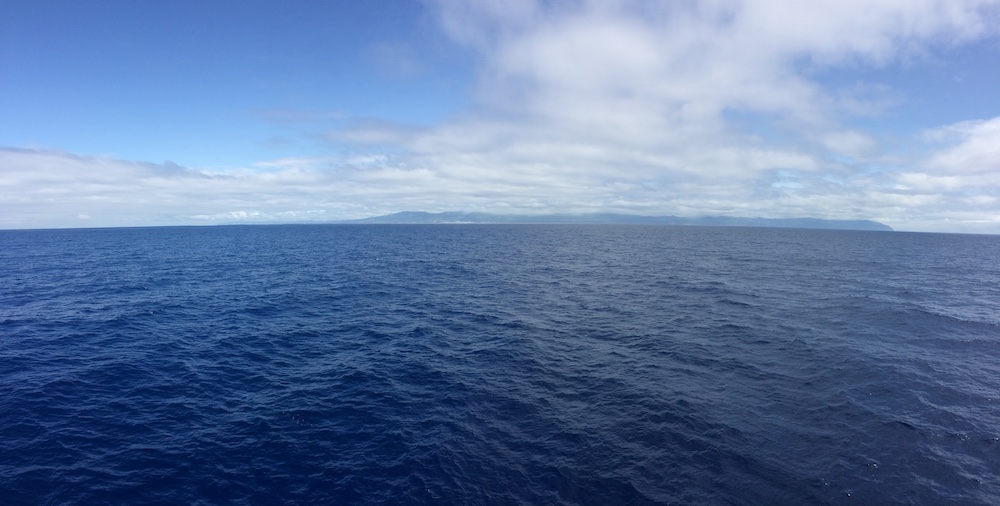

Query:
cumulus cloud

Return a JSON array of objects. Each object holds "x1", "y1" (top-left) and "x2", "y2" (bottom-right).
[
  {"x1": 431, "y1": 0, "x2": 995, "y2": 120},
  {"x1": 4, "y1": 0, "x2": 1000, "y2": 232},
  {"x1": 0, "y1": 149, "x2": 354, "y2": 229},
  {"x1": 328, "y1": 0, "x2": 1000, "y2": 230},
  {"x1": 923, "y1": 117, "x2": 1000, "y2": 174},
  {"x1": 883, "y1": 116, "x2": 1000, "y2": 230}
]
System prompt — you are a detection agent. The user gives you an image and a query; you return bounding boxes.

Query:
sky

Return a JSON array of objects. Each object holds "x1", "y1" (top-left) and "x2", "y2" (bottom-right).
[{"x1": 2, "y1": 0, "x2": 1000, "y2": 233}]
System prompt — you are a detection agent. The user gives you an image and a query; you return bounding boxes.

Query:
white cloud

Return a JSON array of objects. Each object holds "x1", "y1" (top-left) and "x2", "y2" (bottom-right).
[
  {"x1": 816, "y1": 131, "x2": 877, "y2": 158},
  {"x1": 923, "y1": 117, "x2": 1000, "y2": 174},
  {"x1": 431, "y1": 0, "x2": 998, "y2": 122},
  {"x1": 332, "y1": 0, "x2": 1000, "y2": 230},
  {"x1": 4, "y1": 0, "x2": 1000, "y2": 232},
  {"x1": 0, "y1": 149, "x2": 364, "y2": 229},
  {"x1": 416, "y1": 0, "x2": 1000, "y2": 227},
  {"x1": 877, "y1": 115, "x2": 1000, "y2": 231}
]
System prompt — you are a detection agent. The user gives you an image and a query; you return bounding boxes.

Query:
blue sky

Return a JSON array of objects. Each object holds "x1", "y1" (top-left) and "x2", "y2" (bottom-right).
[{"x1": 2, "y1": 0, "x2": 1000, "y2": 232}]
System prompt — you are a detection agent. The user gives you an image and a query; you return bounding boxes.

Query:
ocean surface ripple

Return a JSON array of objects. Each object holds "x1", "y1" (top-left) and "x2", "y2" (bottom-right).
[{"x1": 1, "y1": 225, "x2": 998, "y2": 505}]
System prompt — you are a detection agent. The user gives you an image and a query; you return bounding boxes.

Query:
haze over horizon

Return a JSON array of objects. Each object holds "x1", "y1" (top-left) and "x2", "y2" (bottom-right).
[{"x1": 3, "y1": 0, "x2": 1000, "y2": 233}]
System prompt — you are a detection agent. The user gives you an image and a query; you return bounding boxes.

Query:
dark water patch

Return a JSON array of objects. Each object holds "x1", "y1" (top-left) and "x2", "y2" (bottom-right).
[{"x1": 1, "y1": 225, "x2": 999, "y2": 504}]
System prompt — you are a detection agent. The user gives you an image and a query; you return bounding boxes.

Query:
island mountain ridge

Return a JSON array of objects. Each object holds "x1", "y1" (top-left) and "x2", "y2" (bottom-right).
[{"x1": 343, "y1": 212, "x2": 893, "y2": 231}]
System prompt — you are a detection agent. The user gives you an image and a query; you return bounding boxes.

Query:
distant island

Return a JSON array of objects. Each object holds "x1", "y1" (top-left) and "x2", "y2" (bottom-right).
[{"x1": 342, "y1": 212, "x2": 893, "y2": 231}]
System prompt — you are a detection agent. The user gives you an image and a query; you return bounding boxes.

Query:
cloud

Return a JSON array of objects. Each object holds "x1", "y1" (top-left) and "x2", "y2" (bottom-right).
[
  {"x1": 879, "y1": 116, "x2": 1000, "y2": 231},
  {"x1": 323, "y1": 0, "x2": 1000, "y2": 230},
  {"x1": 923, "y1": 117, "x2": 1000, "y2": 174},
  {"x1": 0, "y1": 148, "x2": 356, "y2": 229},
  {"x1": 4, "y1": 1, "x2": 1000, "y2": 232},
  {"x1": 431, "y1": 0, "x2": 997, "y2": 120},
  {"x1": 326, "y1": 118, "x2": 426, "y2": 147}
]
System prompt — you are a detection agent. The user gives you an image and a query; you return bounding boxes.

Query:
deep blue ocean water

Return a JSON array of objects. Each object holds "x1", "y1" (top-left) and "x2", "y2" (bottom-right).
[{"x1": 1, "y1": 224, "x2": 998, "y2": 505}]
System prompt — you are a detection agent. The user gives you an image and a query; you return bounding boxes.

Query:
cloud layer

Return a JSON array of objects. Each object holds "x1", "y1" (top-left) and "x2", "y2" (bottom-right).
[{"x1": 3, "y1": 0, "x2": 1000, "y2": 232}]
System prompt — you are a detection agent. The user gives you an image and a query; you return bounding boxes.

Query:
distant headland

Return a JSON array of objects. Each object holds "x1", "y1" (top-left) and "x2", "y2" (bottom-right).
[{"x1": 342, "y1": 212, "x2": 893, "y2": 231}]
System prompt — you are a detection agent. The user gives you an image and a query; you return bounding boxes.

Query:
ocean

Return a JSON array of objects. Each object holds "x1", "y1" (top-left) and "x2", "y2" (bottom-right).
[{"x1": 1, "y1": 224, "x2": 998, "y2": 505}]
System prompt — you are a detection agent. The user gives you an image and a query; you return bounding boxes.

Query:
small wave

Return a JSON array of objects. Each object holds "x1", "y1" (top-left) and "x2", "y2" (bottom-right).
[{"x1": 2, "y1": 225, "x2": 998, "y2": 505}]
